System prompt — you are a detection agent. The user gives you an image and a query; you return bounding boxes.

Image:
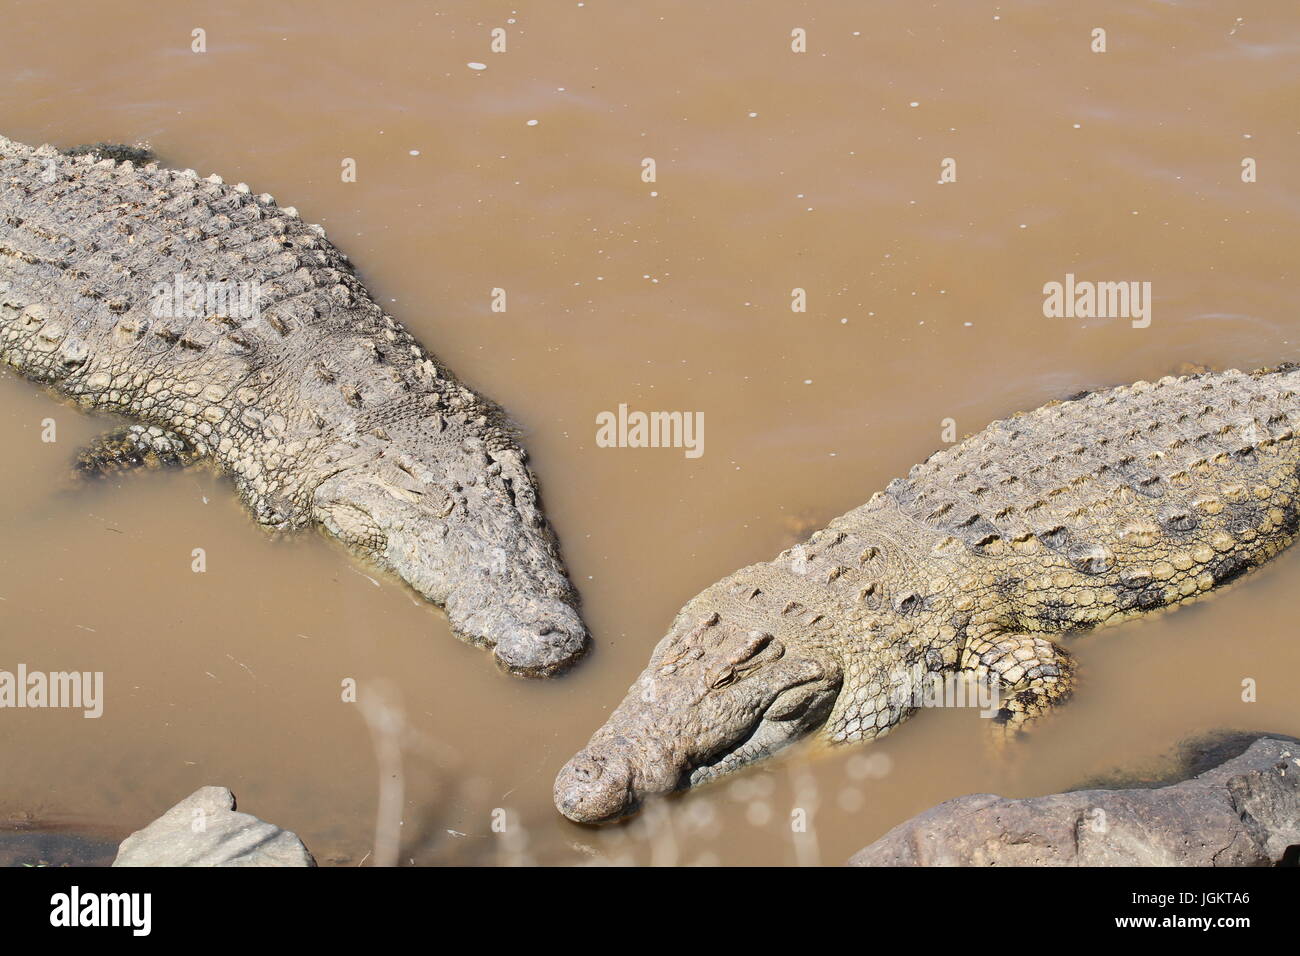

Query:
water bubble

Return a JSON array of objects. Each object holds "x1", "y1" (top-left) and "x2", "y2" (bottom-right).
[
  {"x1": 685, "y1": 799, "x2": 718, "y2": 831},
  {"x1": 847, "y1": 752, "x2": 894, "y2": 780},
  {"x1": 837, "y1": 787, "x2": 865, "y2": 812}
]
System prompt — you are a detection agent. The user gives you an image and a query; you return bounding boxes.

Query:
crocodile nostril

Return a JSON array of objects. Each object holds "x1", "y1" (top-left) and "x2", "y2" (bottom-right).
[{"x1": 534, "y1": 615, "x2": 587, "y2": 654}]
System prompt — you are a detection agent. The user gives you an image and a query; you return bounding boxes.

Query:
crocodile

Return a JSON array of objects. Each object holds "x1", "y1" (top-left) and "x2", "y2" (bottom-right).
[
  {"x1": 555, "y1": 365, "x2": 1300, "y2": 822},
  {"x1": 0, "y1": 135, "x2": 586, "y2": 675}
]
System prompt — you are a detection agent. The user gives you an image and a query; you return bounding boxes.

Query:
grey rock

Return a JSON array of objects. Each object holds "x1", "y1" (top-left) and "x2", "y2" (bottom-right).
[
  {"x1": 113, "y1": 786, "x2": 316, "y2": 867},
  {"x1": 849, "y1": 736, "x2": 1300, "y2": 866}
]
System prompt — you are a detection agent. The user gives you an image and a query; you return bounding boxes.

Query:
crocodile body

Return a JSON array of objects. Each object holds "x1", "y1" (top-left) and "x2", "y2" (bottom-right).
[
  {"x1": 0, "y1": 135, "x2": 586, "y2": 674},
  {"x1": 556, "y1": 365, "x2": 1300, "y2": 822}
]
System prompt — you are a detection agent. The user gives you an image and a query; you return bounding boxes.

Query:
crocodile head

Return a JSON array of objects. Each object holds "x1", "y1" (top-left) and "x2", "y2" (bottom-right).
[
  {"x1": 554, "y1": 613, "x2": 842, "y2": 822},
  {"x1": 312, "y1": 439, "x2": 587, "y2": 676}
]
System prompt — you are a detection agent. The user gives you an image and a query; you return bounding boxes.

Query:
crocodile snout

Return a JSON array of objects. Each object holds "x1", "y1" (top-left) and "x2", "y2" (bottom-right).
[
  {"x1": 554, "y1": 748, "x2": 636, "y2": 823},
  {"x1": 490, "y1": 599, "x2": 588, "y2": 676}
]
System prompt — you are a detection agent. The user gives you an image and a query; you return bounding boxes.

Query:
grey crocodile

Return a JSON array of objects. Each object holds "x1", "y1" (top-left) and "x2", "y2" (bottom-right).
[
  {"x1": 556, "y1": 365, "x2": 1300, "y2": 822},
  {"x1": 0, "y1": 135, "x2": 586, "y2": 675}
]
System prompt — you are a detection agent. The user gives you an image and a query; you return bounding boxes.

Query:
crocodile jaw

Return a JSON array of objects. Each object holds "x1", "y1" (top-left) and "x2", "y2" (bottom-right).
[
  {"x1": 313, "y1": 445, "x2": 588, "y2": 676},
  {"x1": 555, "y1": 617, "x2": 842, "y2": 823}
]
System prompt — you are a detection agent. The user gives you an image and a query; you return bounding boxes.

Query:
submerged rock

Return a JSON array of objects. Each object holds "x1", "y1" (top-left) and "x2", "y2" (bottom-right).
[
  {"x1": 850, "y1": 736, "x2": 1300, "y2": 866},
  {"x1": 113, "y1": 786, "x2": 315, "y2": 867}
]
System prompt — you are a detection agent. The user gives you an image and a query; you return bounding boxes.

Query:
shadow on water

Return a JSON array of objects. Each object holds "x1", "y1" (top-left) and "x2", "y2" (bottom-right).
[{"x1": 0, "y1": 823, "x2": 120, "y2": 868}]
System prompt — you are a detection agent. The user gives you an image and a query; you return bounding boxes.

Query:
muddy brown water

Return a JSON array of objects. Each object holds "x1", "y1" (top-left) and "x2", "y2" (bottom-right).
[{"x1": 1, "y1": 0, "x2": 1299, "y2": 865}]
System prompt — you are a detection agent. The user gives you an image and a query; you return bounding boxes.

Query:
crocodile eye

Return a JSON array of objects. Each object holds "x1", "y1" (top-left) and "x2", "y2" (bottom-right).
[{"x1": 711, "y1": 669, "x2": 736, "y2": 690}]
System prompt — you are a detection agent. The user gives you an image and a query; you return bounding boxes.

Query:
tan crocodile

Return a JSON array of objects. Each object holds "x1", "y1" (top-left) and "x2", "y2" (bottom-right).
[
  {"x1": 556, "y1": 365, "x2": 1300, "y2": 822},
  {"x1": 0, "y1": 135, "x2": 586, "y2": 675}
]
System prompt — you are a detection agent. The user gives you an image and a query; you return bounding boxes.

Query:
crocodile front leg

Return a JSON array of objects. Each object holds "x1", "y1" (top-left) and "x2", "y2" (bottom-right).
[
  {"x1": 74, "y1": 425, "x2": 201, "y2": 479},
  {"x1": 960, "y1": 625, "x2": 1077, "y2": 734}
]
